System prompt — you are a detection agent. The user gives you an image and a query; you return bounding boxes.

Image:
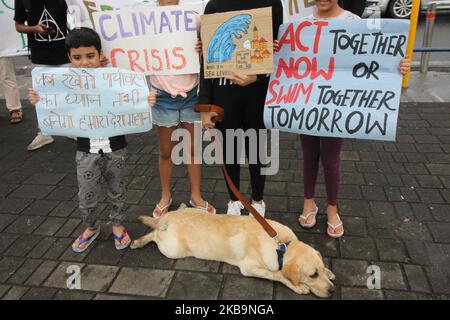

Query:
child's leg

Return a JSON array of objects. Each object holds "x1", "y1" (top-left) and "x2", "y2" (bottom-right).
[
  {"x1": 156, "y1": 126, "x2": 177, "y2": 209},
  {"x1": 180, "y1": 121, "x2": 214, "y2": 212},
  {"x1": 300, "y1": 135, "x2": 321, "y2": 223},
  {"x1": 74, "y1": 151, "x2": 102, "y2": 249},
  {"x1": 103, "y1": 149, "x2": 127, "y2": 226}
]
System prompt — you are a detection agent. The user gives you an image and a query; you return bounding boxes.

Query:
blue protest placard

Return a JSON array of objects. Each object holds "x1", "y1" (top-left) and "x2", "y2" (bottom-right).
[
  {"x1": 32, "y1": 67, "x2": 152, "y2": 138},
  {"x1": 264, "y1": 19, "x2": 409, "y2": 141}
]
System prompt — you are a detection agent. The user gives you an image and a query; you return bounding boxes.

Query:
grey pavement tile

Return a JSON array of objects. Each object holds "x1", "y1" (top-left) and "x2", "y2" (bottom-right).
[
  {"x1": 1, "y1": 286, "x2": 29, "y2": 300},
  {"x1": 109, "y1": 267, "x2": 174, "y2": 297},
  {"x1": 84, "y1": 241, "x2": 124, "y2": 265},
  {"x1": 23, "y1": 173, "x2": 66, "y2": 185},
  {"x1": 54, "y1": 218, "x2": 82, "y2": 237},
  {"x1": 7, "y1": 258, "x2": 42, "y2": 285},
  {"x1": 0, "y1": 198, "x2": 33, "y2": 214},
  {"x1": 21, "y1": 200, "x2": 60, "y2": 216},
  {"x1": 376, "y1": 239, "x2": 410, "y2": 263},
  {"x1": 0, "y1": 256, "x2": 26, "y2": 282},
  {"x1": 120, "y1": 244, "x2": 174, "y2": 269},
  {"x1": 174, "y1": 257, "x2": 220, "y2": 273},
  {"x1": 0, "y1": 233, "x2": 20, "y2": 254},
  {"x1": 167, "y1": 272, "x2": 223, "y2": 300},
  {"x1": 27, "y1": 237, "x2": 58, "y2": 259},
  {"x1": 46, "y1": 186, "x2": 78, "y2": 201},
  {"x1": 53, "y1": 290, "x2": 95, "y2": 300},
  {"x1": 220, "y1": 275, "x2": 273, "y2": 300},
  {"x1": 49, "y1": 201, "x2": 78, "y2": 217},
  {"x1": 25, "y1": 260, "x2": 59, "y2": 286},
  {"x1": 0, "y1": 284, "x2": 11, "y2": 298},
  {"x1": 331, "y1": 259, "x2": 369, "y2": 287},
  {"x1": 43, "y1": 238, "x2": 72, "y2": 260},
  {"x1": 43, "y1": 262, "x2": 85, "y2": 289},
  {"x1": 4, "y1": 215, "x2": 45, "y2": 234},
  {"x1": 340, "y1": 237, "x2": 378, "y2": 260},
  {"x1": 427, "y1": 222, "x2": 450, "y2": 243},
  {"x1": 403, "y1": 265, "x2": 431, "y2": 293},
  {"x1": 0, "y1": 214, "x2": 17, "y2": 232},
  {"x1": 21, "y1": 287, "x2": 57, "y2": 300},
  {"x1": 383, "y1": 290, "x2": 418, "y2": 300},
  {"x1": 340, "y1": 287, "x2": 383, "y2": 300},
  {"x1": 429, "y1": 204, "x2": 450, "y2": 222},
  {"x1": 376, "y1": 262, "x2": 408, "y2": 290},
  {"x1": 0, "y1": 184, "x2": 20, "y2": 198},
  {"x1": 78, "y1": 264, "x2": 119, "y2": 292},
  {"x1": 33, "y1": 217, "x2": 67, "y2": 236},
  {"x1": 9, "y1": 185, "x2": 55, "y2": 199}
]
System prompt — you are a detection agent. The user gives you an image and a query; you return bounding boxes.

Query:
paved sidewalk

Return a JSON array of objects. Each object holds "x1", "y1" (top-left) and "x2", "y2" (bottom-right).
[{"x1": 0, "y1": 95, "x2": 449, "y2": 299}]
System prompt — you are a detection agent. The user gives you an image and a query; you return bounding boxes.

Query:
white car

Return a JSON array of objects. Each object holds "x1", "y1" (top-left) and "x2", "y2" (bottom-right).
[{"x1": 364, "y1": 0, "x2": 450, "y2": 19}]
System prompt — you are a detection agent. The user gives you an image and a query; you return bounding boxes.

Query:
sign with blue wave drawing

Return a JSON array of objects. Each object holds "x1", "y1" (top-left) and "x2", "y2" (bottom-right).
[
  {"x1": 264, "y1": 19, "x2": 409, "y2": 141},
  {"x1": 201, "y1": 7, "x2": 274, "y2": 79},
  {"x1": 32, "y1": 67, "x2": 152, "y2": 138}
]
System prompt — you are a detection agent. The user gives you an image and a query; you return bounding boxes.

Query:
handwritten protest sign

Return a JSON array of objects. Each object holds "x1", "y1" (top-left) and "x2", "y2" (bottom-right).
[
  {"x1": 67, "y1": 0, "x2": 207, "y2": 28},
  {"x1": 284, "y1": 0, "x2": 315, "y2": 22},
  {"x1": 32, "y1": 67, "x2": 152, "y2": 138},
  {"x1": 0, "y1": 0, "x2": 28, "y2": 57},
  {"x1": 264, "y1": 19, "x2": 409, "y2": 141},
  {"x1": 92, "y1": 4, "x2": 203, "y2": 75},
  {"x1": 201, "y1": 7, "x2": 274, "y2": 79}
]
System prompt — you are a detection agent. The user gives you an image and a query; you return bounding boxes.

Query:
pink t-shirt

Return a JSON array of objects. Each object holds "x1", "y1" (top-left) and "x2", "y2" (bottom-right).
[{"x1": 149, "y1": 13, "x2": 200, "y2": 98}]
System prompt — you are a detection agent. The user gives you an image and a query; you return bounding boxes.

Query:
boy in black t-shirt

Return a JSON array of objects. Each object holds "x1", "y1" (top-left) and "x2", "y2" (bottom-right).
[
  {"x1": 28, "y1": 28, "x2": 157, "y2": 252},
  {"x1": 14, "y1": 0, "x2": 70, "y2": 150}
]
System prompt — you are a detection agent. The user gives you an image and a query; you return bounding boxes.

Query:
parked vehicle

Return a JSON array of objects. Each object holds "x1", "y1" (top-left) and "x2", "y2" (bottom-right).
[{"x1": 364, "y1": 0, "x2": 450, "y2": 19}]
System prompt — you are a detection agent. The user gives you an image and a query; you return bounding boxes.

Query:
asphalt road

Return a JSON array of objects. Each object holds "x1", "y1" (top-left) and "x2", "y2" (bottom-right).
[{"x1": 12, "y1": 14, "x2": 450, "y2": 68}]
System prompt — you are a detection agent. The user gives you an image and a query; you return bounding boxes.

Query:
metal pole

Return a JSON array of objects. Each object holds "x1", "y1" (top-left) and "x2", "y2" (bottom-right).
[
  {"x1": 420, "y1": 2, "x2": 437, "y2": 73},
  {"x1": 402, "y1": 0, "x2": 421, "y2": 89}
]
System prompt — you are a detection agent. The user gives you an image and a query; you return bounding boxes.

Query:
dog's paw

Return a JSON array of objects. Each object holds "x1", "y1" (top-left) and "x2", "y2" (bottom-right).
[
  {"x1": 130, "y1": 240, "x2": 141, "y2": 249},
  {"x1": 296, "y1": 284, "x2": 310, "y2": 295},
  {"x1": 178, "y1": 203, "x2": 188, "y2": 210},
  {"x1": 325, "y1": 268, "x2": 336, "y2": 281}
]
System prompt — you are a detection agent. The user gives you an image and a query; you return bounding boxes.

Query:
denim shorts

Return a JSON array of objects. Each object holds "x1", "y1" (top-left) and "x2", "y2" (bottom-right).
[{"x1": 151, "y1": 86, "x2": 200, "y2": 127}]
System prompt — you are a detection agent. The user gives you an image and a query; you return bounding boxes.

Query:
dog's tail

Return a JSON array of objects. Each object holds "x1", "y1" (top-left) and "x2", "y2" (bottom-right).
[{"x1": 138, "y1": 215, "x2": 159, "y2": 229}]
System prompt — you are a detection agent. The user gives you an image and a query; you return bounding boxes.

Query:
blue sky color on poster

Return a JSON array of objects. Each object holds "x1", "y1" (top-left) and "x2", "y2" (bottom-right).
[
  {"x1": 32, "y1": 67, "x2": 152, "y2": 138},
  {"x1": 264, "y1": 19, "x2": 409, "y2": 142}
]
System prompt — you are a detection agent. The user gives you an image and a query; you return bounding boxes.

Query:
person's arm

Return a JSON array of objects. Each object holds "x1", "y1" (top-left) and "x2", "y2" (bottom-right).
[
  {"x1": 14, "y1": 0, "x2": 48, "y2": 34},
  {"x1": 346, "y1": 0, "x2": 367, "y2": 18},
  {"x1": 198, "y1": 0, "x2": 217, "y2": 105},
  {"x1": 15, "y1": 21, "x2": 47, "y2": 34}
]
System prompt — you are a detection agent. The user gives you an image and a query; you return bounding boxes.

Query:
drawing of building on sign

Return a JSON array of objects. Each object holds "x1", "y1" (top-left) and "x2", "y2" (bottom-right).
[
  {"x1": 250, "y1": 25, "x2": 271, "y2": 64},
  {"x1": 35, "y1": 7, "x2": 66, "y2": 42}
]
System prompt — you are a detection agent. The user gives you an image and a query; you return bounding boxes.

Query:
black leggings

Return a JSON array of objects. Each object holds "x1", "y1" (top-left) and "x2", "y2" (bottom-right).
[{"x1": 213, "y1": 80, "x2": 268, "y2": 201}]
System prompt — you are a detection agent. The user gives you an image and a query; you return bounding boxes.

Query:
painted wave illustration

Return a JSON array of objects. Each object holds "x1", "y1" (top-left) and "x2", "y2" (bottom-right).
[{"x1": 207, "y1": 14, "x2": 252, "y2": 63}]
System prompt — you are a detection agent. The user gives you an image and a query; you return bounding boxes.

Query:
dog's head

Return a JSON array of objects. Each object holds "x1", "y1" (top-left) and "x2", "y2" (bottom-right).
[{"x1": 281, "y1": 240, "x2": 336, "y2": 298}]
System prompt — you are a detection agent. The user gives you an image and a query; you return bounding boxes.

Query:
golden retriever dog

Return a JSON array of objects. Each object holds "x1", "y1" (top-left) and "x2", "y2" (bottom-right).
[{"x1": 131, "y1": 205, "x2": 336, "y2": 298}]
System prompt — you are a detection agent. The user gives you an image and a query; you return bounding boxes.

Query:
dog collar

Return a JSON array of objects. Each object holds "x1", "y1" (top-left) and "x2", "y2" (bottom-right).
[{"x1": 277, "y1": 242, "x2": 291, "y2": 270}]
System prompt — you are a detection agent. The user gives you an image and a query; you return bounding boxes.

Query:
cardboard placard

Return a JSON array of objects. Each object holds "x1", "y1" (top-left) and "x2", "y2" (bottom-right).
[
  {"x1": 201, "y1": 7, "x2": 274, "y2": 79},
  {"x1": 264, "y1": 19, "x2": 410, "y2": 141},
  {"x1": 93, "y1": 4, "x2": 203, "y2": 75}
]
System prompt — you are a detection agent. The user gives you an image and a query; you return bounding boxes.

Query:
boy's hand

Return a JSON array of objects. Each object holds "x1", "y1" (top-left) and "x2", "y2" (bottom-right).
[
  {"x1": 100, "y1": 54, "x2": 110, "y2": 67},
  {"x1": 273, "y1": 40, "x2": 280, "y2": 52},
  {"x1": 195, "y1": 38, "x2": 202, "y2": 53},
  {"x1": 28, "y1": 88, "x2": 40, "y2": 106},
  {"x1": 147, "y1": 91, "x2": 157, "y2": 107},
  {"x1": 226, "y1": 72, "x2": 257, "y2": 86},
  {"x1": 33, "y1": 23, "x2": 48, "y2": 34},
  {"x1": 399, "y1": 56, "x2": 412, "y2": 75}
]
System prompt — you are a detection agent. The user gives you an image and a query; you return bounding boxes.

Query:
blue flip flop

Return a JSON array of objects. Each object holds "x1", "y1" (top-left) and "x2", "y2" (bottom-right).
[
  {"x1": 72, "y1": 228, "x2": 100, "y2": 253},
  {"x1": 113, "y1": 229, "x2": 131, "y2": 250}
]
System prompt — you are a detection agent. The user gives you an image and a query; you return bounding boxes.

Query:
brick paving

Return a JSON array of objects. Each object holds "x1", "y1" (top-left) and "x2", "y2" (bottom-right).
[{"x1": 0, "y1": 100, "x2": 449, "y2": 300}]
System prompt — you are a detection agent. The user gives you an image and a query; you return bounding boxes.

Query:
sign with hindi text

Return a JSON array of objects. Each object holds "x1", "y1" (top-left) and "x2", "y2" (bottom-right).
[
  {"x1": 264, "y1": 19, "x2": 409, "y2": 141},
  {"x1": 32, "y1": 67, "x2": 152, "y2": 138}
]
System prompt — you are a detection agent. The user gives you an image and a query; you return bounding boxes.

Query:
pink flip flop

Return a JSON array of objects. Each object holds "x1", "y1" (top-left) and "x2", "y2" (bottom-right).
[
  {"x1": 327, "y1": 214, "x2": 345, "y2": 238},
  {"x1": 299, "y1": 206, "x2": 319, "y2": 228}
]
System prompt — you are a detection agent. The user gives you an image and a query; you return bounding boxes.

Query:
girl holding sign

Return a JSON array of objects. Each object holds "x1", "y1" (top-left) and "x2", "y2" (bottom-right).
[
  {"x1": 297, "y1": 0, "x2": 411, "y2": 238},
  {"x1": 149, "y1": 0, "x2": 216, "y2": 217},
  {"x1": 199, "y1": 0, "x2": 284, "y2": 217}
]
